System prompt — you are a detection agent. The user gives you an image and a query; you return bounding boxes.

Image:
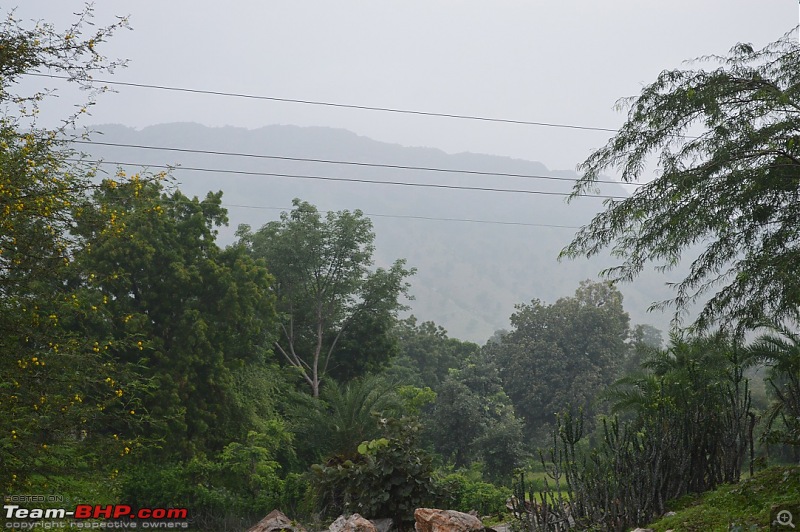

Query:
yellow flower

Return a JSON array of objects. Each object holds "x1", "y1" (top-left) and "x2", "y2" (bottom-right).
[{"x1": 129, "y1": 410, "x2": 135, "y2": 415}]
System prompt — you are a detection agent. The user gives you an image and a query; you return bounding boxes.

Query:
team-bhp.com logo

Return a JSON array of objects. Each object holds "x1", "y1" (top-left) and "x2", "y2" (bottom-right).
[{"x1": 4, "y1": 503, "x2": 189, "y2": 528}]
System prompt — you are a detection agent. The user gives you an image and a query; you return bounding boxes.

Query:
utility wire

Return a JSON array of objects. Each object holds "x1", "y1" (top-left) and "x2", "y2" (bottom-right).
[
  {"x1": 30, "y1": 73, "x2": 619, "y2": 133},
  {"x1": 74, "y1": 139, "x2": 639, "y2": 188},
  {"x1": 72, "y1": 158, "x2": 627, "y2": 200},
  {"x1": 216, "y1": 202, "x2": 581, "y2": 229}
]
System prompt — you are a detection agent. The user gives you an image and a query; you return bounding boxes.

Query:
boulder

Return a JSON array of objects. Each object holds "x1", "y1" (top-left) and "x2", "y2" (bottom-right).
[
  {"x1": 329, "y1": 514, "x2": 378, "y2": 532},
  {"x1": 414, "y1": 508, "x2": 483, "y2": 532},
  {"x1": 248, "y1": 510, "x2": 307, "y2": 532}
]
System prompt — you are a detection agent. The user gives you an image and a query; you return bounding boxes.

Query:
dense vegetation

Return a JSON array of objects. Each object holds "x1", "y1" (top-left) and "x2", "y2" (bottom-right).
[{"x1": 3, "y1": 7, "x2": 799, "y2": 532}]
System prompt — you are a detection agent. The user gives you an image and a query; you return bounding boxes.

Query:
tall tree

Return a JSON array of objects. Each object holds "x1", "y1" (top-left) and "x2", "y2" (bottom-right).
[
  {"x1": 0, "y1": 6, "x2": 137, "y2": 490},
  {"x1": 71, "y1": 176, "x2": 279, "y2": 457},
  {"x1": 487, "y1": 281, "x2": 629, "y2": 443},
  {"x1": 561, "y1": 33, "x2": 800, "y2": 334},
  {"x1": 237, "y1": 199, "x2": 414, "y2": 397},
  {"x1": 385, "y1": 316, "x2": 480, "y2": 390},
  {"x1": 427, "y1": 350, "x2": 523, "y2": 481}
]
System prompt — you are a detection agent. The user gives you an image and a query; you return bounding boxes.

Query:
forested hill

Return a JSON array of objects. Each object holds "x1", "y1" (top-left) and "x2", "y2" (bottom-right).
[{"x1": 82, "y1": 122, "x2": 677, "y2": 341}]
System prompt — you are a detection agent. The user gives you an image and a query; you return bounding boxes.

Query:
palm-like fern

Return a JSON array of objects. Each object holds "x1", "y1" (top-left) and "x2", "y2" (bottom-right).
[
  {"x1": 746, "y1": 321, "x2": 800, "y2": 448},
  {"x1": 291, "y1": 374, "x2": 402, "y2": 460}
]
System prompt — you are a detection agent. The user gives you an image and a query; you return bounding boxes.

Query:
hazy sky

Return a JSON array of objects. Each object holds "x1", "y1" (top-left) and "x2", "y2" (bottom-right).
[{"x1": 12, "y1": 1, "x2": 797, "y2": 172}]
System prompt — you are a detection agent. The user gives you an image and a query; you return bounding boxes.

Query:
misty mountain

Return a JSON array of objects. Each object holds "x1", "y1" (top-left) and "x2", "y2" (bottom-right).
[{"x1": 80, "y1": 122, "x2": 680, "y2": 342}]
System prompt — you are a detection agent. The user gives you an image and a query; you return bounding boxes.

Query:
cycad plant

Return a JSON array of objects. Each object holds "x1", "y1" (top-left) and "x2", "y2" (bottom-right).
[
  {"x1": 746, "y1": 320, "x2": 800, "y2": 454},
  {"x1": 290, "y1": 374, "x2": 403, "y2": 461}
]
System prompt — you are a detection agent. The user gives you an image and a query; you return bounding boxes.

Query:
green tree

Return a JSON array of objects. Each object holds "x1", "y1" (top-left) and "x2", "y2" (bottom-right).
[
  {"x1": 561, "y1": 33, "x2": 800, "y2": 334},
  {"x1": 0, "y1": 6, "x2": 139, "y2": 491},
  {"x1": 71, "y1": 175, "x2": 279, "y2": 457},
  {"x1": 236, "y1": 199, "x2": 414, "y2": 397},
  {"x1": 428, "y1": 351, "x2": 524, "y2": 481},
  {"x1": 385, "y1": 316, "x2": 480, "y2": 390},
  {"x1": 622, "y1": 323, "x2": 663, "y2": 376},
  {"x1": 487, "y1": 281, "x2": 629, "y2": 444}
]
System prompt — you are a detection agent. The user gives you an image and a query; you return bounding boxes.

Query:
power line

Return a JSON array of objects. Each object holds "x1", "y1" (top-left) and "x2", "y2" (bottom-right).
[
  {"x1": 218, "y1": 202, "x2": 581, "y2": 229},
  {"x1": 73, "y1": 158, "x2": 627, "y2": 200},
  {"x1": 30, "y1": 72, "x2": 619, "y2": 133},
  {"x1": 74, "y1": 139, "x2": 639, "y2": 188}
]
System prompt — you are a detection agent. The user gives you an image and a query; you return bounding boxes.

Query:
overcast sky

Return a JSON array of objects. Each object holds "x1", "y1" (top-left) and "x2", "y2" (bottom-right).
[{"x1": 12, "y1": 1, "x2": 797, "y2": 172}]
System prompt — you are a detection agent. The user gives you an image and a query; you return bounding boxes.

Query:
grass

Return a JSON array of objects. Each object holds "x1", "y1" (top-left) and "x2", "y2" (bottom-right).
[
  {"x1": 647, "y1": 465, "x2": 800, "y2": 531},
  {"x1": 520, "y1": 468, "x2": 571, "y2": 503}
]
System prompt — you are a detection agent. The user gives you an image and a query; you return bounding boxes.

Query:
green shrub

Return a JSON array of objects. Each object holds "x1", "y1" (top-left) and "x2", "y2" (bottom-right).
[
  {"x1": 279, "y1": 472, "x2": 314, "y2": 519},
  {"x1": 434, "y1": 473, "x2": 510, "y2": 516},
  {"x1": 120, "y1": 432, "x2": 289, "y2": 529},
  {"x1": 311, "y1": 417, "x2": 435, "y2": 525},
  {"x1": 120, "y1": 458, "x2": 261, "y2": 530}
]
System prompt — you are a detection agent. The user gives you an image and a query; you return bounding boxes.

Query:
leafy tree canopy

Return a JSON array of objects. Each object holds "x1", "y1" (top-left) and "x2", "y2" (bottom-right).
[
  {"x1": 427, "y1": 350, "x2": 523, "y2": 481},
  {"x1": 0, "y1": 6, "x2": 138, "y2": 491},
  {"x1": 236, "y1": 199, "x2": 414, "y2": 397},
  {"x1": 385, "y1": 316, "x2": 480, "y2": 390},
  {"x1": 487, "y1": 281, "x2": 629, "y2": 443},
  {"x1": 71, "y1": 175, "x2": 279, "y2": 458},
  {"x1": 561, "y1": 33, "x2": 800, "y2": 334}
]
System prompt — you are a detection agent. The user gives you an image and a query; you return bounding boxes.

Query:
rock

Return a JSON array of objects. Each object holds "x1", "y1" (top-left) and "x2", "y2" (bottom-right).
[
  {"x1": 370, "y1": 518, "x2": 394, "y2": 532},
  {"x1": 414, "y1": 508, "x2": 483, "y2": 532},
  {"x1": 248, "y1": 509, "x2": 307, "y2": 532},
  {"x1": 664, "y1": 511, "x2": 677, "y2": 517},
  {"x1": 329, "y1": 514, "x2": 378, "y2": 532},
  {"x1": 630, "y1": 529, "x2": 654, "y2": 532}
]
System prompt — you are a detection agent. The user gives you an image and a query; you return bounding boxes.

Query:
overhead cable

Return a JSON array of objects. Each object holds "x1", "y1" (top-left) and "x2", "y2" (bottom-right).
[
  {"x1": 72, "y1": 158, "x2": 627, "y2": 200},
  {"x1": 74, "y1": 139, "x2": 639, "y2": 188},
  {"x1": 211, "y1": 202, "x2": 582, "y2": 229},
  {"x1": 29, "y1": 73, "x2": 618, "y2": 133}
]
